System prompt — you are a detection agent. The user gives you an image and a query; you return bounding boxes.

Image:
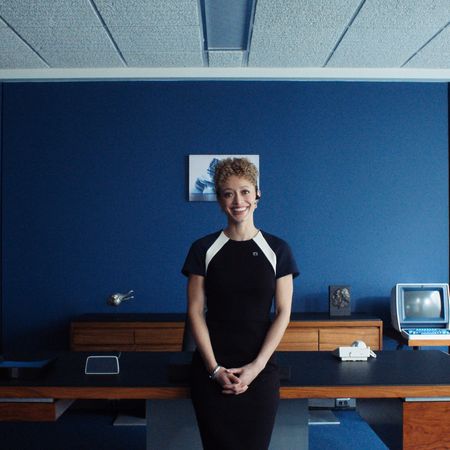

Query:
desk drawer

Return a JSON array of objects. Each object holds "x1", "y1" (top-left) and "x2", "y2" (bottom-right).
[
  {"x1": 319, "y1": 327, "x2": 380, "y2": 351},
  {"x1": 72, "y1": 329, "x2": 134, "y2": 348},
  {"x1": 135, "y1": 327, "x2": 184, "y2": 351},
  {"x1": 278, "y1": 329, "x2": 319, "y2": 351}
]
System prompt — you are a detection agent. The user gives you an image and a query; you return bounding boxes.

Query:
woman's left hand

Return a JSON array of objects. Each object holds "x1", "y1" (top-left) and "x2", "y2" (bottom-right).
[{"x1": 227, "y1": 361, "x2": 263, "y2": 388}]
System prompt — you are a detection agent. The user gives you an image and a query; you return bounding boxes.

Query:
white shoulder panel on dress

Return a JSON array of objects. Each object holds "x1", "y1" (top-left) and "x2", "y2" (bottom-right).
[
  {"x1": 205, "y1": 232, "x2": 229, "y2": 274},
  {"x1": 253, "y1": 232, "x2": 276, "y2": 274}
]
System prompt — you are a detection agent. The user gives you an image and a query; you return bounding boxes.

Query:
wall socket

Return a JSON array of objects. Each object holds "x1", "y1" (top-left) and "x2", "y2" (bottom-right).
[{"x1": 335, "y1": 398, "x2": 356, "y2": 409}]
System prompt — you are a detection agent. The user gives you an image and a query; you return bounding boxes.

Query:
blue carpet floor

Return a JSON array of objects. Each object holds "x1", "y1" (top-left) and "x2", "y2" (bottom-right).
[
  {"x1": 309, "y1": 411, "x2": 389, "y2": 450},
  {"x1": 0, "y1": 407, "x2": 390, "y2": 450}
]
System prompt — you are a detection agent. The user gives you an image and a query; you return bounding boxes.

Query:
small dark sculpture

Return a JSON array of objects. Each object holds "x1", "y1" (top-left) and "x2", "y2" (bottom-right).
[
  {"x1": 329, "y1": 285, "x2": 351, "y2": 316},
  {"x1": 331, "y1": 287, "x2": 351, "y2": 309}
]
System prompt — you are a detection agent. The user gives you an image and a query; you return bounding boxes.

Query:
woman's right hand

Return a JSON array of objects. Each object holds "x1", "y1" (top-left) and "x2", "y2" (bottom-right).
[{"x1": 214, "y1": 367, "x2": 248, "y2": 395}]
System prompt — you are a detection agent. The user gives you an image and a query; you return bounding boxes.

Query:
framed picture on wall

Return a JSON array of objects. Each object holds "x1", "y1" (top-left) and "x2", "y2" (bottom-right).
[{"x1": 188, "y1": 154, "x2": 260, "y2": 201}]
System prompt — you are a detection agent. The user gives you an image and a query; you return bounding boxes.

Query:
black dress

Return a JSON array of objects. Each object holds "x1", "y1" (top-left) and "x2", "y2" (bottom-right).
[{"x1": 182, "y1": 230, "x2": 299, "y2": 450}]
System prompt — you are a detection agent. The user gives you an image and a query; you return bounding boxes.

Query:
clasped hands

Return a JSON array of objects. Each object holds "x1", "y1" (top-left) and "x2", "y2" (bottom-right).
[{"x1": 214, "y1": 362, "x2": 262, "y2": 395}]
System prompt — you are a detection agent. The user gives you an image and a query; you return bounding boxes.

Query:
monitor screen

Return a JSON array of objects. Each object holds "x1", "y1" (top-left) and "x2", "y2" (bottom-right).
[
  {"x1": 391, "y1": 283, "x2": 450, "y2": 331},
  {"x1": 402, "y1": 289, "x2": 444, "y2": 321}
]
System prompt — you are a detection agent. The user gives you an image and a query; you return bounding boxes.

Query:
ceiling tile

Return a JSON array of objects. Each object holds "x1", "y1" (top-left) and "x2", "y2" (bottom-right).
[
  {"x1": 249, "y1": 0, "x2": 361, "y2": 67},
  {"x1": 327, "y1": 0, "x2": 450, "y2": 67},
  {"x1": 208, "y1": 50, "x2": 244, "y2": 67},
  {"x1": 94, "y1": 0, "x2": 204, "y2": 67},
  {"x1": 405, "y1": 25, "x2": 450, "y2": 68},
  {"x1": 120, "y1": 52, "x2": 204, "y2": 67},
  {"x1": 0, "y1": 0, "x2": 124, "y2": 67},
  {"x1": 0, "y1": 18, "x2": 47, "y2": 68},
  {"x1": 94, "y1": 0, "x2": 200, "y2": 26}
]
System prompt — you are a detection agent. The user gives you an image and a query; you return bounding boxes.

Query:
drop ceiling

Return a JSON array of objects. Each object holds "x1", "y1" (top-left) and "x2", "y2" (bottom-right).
[{"x1": 0, "y1": 0, "x2": 449, "y2": 81}]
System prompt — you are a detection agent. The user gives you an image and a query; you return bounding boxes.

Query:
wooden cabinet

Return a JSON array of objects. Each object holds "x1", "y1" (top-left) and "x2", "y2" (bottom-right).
[
  {"x1": 71, "y1": 314, "x2": 186, "y2": 352},
  {"x1": 279, "y1": 314, "x2": 382, "y2": 351},
  {"x1": 71, "y1": 313, "x2": 382, "y2": 352}
]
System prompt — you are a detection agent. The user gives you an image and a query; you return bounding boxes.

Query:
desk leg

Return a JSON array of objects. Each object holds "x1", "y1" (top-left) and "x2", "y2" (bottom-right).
[
  {"x1": 146, "y1": 399, "x2": 201, "y2": 450},
  {"x1": 270, "y1": 399, "x2": 309, "y2": 450}
]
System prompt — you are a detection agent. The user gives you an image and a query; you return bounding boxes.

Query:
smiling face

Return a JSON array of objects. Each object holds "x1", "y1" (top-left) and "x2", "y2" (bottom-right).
[{"x1": 218, "y1": 175, "x2": 260, "y2": 225}]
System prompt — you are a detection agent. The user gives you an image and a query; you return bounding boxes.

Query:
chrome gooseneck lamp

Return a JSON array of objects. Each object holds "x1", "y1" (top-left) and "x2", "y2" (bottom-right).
[{"x1": 107, "y1": 290, "x2": 134, "y2": 307}]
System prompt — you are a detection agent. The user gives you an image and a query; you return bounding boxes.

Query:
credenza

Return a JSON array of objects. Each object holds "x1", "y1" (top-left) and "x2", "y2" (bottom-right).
[{"x1": 70, "y1": 312, "x2": 383, "y2": 352}]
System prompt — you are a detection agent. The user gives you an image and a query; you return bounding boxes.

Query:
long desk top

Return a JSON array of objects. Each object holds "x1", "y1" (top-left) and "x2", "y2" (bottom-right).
[{"x1": 0, "y1": 351, "x2": 449, "y2": 400}]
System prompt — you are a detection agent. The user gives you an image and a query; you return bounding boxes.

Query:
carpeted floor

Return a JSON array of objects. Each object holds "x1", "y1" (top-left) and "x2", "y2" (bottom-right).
[
  {"x1": 310, "y1": 410, "x2": 390, "y2": 450},
  {"x1": 0, "y1": 405, "x2": 392, "y2": 450}
]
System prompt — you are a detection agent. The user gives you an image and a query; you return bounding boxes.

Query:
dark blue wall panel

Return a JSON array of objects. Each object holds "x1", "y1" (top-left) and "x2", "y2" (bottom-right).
[{"x1": 1, "y1": 81, "x2": 448, "y2": 352}]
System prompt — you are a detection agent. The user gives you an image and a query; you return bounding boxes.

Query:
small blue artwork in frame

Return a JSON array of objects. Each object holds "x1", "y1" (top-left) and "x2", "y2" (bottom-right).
[{"x1": 188, "y1": 154, "x2": 260, "y2": 201}]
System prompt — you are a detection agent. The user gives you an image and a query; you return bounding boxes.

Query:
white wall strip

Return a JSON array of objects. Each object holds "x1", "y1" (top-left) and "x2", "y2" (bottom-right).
[{"x1": 1, "y1": 67, "x2": 450, "y2": 82}]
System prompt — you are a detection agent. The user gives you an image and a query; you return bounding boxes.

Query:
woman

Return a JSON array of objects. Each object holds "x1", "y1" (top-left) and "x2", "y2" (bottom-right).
[{"x1": 182, "y1": 157, "x2": 299, "y2": 450}]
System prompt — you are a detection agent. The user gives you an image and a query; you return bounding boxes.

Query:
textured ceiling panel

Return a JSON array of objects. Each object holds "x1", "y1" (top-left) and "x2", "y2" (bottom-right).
[
  {"x1": 0, "y1": 0, "x2": 124, "y2": 68},
  {"x1": 0, "y1": 18, "x2": 47, "y2": 68},
  {"x1": 208, "y1": 50, "x2": 244, "y2": 67},
  {"x1": 117, "y1": 52, "x2": 205, "y2": 68},
  {"x1": 328, "y1": 0, "x2": 450, "y2": 67},
  {"x1": 94, "y1": 0, "x2": 204, "y2": 67},
  {"x1": 0, "y1": 0, "x2": 449, "y2": 77},
  {"x1": 249, "y1": 0, "x2": 361, "y2": 67},
  {"x1": 111, "y1": 26, "x2": 202, "y2": 53},
  {"x1": 95, "y1": 0, "x2": 200, "y2": 26},
  {"x1": 405, "y1": 25, "x2": 450, "y2": 68}
]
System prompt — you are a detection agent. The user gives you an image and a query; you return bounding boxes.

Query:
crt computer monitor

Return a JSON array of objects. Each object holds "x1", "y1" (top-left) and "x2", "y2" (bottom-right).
[{"x1": 391, "y1": 283, "x2": 450, "y2": 332}]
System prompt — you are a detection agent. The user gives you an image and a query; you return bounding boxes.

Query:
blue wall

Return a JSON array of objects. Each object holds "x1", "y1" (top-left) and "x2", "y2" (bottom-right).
[{"x1": 1, "y1": 81, "x2": 448, "y2": 353}]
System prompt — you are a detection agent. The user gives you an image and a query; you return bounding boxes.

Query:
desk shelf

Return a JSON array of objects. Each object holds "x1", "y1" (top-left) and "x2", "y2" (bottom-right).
[{"x1": 385, "y1": 326, "x2": 450, "y2": 350}]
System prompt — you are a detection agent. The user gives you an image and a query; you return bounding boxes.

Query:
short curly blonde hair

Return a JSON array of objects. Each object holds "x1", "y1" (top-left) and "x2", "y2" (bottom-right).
[{"x1": 214, "y1": 157, "x2": 258, "y2": 197}]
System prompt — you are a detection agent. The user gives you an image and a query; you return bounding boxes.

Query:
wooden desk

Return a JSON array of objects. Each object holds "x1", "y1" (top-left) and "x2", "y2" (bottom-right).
[
  {"x1": 70, "y1": 312, "x2": 383, "y2": 352},
  {"x1": 0, "y1": 351, "x2": 449, "y2": 450}
]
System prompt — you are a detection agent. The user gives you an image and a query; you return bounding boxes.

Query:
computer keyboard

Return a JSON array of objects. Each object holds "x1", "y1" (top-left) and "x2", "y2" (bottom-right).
[{"x1": 402, "y1": 328, "x2": 450, "y2": 340}]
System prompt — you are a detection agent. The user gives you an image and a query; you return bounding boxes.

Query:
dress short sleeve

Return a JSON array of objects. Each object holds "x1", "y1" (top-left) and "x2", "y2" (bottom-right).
[
  {"x1": 276, "y1": 240, "x2": 299, "y2": 279},
  {"x1": 181, "y1": 241, "x2": 206, "y2": 277},
  {"x1": 257, "y1": 231, "x2": 299, "y2": 280},
  {"x1": 181, "y1": 231, "x2": 222, "y2": 277}
]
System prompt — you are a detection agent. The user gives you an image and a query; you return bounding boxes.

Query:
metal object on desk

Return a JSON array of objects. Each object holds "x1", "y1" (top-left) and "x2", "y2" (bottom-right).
[{"x1": 107, "y1": 290, "x2": 134, "y2": 306}]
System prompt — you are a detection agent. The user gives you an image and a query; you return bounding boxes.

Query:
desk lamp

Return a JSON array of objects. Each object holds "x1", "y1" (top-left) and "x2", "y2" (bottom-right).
[{"x1": 107, "y1": 290, "x2": 134, "y2": 306}]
